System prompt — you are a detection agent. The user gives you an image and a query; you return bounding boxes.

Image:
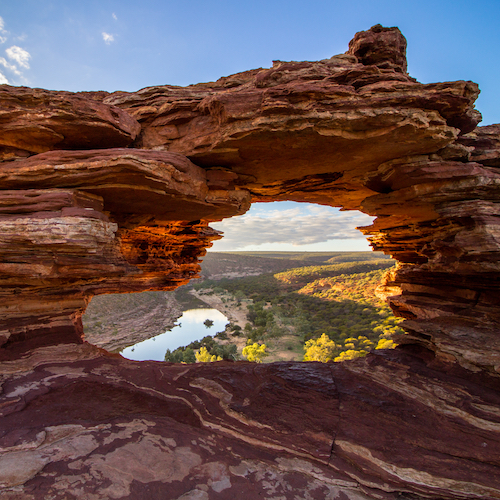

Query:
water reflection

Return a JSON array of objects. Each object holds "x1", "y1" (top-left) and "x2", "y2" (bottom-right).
[{"x1": 120, "y1": 308, "x2": 228, "y2": 361}]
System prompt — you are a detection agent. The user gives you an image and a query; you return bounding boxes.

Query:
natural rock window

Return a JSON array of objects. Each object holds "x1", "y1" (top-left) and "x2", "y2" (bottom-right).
[
  {"x1": 83, "y1": 202, "x2": 397, "y2": 364},
  {"x1": 0, "y1": 25, "x2": 499, "y2": 500}
]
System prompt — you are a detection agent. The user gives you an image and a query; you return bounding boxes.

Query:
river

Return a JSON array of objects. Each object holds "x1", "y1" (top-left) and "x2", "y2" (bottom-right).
[{"x1": 120, "y1": 308, "x2": 229, "y2": 361}]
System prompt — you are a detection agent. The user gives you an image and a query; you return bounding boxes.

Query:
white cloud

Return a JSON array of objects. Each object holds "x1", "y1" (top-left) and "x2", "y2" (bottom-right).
[
  {"x1": 0, "y1": 19, "x2": 30, "y2": 84},
  {"x1": 0, "y1": 16, "x2": 8, "y2": 44},
  {"x1": 210, "y1": 203, "x2": 374, "y2": 251},
  {"x1": 6, "y1": 46, "x2": 30, "y2": 69},
  {"x1": 112, "y1": 13, "x2": 118, "y2": 20},
  {"x1": 0, "y1": 56, "x2": 21, "y2": 76},
  {"x1": 102, "y1": 32, "x2": 115, "y2": 44}
]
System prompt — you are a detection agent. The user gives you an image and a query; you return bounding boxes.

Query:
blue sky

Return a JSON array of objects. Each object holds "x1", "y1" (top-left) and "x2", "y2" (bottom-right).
[{"x1": 1, "y1": 0, "x2": 498, "y2": 252}]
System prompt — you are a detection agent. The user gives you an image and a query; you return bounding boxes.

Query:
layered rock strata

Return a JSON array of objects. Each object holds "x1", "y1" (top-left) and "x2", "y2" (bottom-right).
[
  {"x1": 0, "y1": 149, "x2": 249, "y2": 353},
  {"x1": 0, "y1": 24, "x2": 499, "y2": 499},
  {"x1": 0, "y1": 345, "x2": 498, "y2": 499}
]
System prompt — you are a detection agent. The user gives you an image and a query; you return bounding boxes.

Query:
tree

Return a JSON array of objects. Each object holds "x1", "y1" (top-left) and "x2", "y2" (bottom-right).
[
  {"x1": 183, "y1": 348, "x2": 196, "y2": 364},
  {"x1": 195, "y1": 347, "x2": 211, "y2": 362},
  {"x1": 303, "y1": 333, "x2": 339, "y2": 363},
  {"x1": 204, "y1": 319, "x2": 214, "y2": 328},
  {"x1": 242, "y1": 342, "x2": 268, "y2": 363},
  {"x1": 165, "y1": 348, "x2": 183, "y2": 363},
  {"x1": 212, "y1": 343, "x2": 238, "y2": 361},
  {"x1": 357, "y1": 336, "x2": 375, "y2": 350}
]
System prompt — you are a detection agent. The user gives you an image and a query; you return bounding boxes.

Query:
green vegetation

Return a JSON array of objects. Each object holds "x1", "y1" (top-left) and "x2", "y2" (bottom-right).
[
  {"x1": 376, "y1": 338, "x2": 396, "y2": 350},
  {"x1": 302, "y1": 330, "x2": 396, "y2": 363},
  {"x1": 194, "y1": 252, "x2": 403, "y2": 363},
  {"x1": 303, "y1": 333, "x2": 338, "y2": 362},
  {"x1": 274, "y1": 260, "x2": 394, "y2": 287},
  {"x1": 164, "y1": 335, "x2": 238, "y2": 363},
  {"x1": 165, "y1": 251, "x2": 403, "y2": 364}
]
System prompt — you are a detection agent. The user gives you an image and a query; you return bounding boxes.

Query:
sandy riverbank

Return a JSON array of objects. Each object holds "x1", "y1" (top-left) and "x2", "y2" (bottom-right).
[
  {"x1": 189, "y1": 288, "x2": 303, "y2": 362},
  {"x1": 189, "y1": 289, "x2": 249, "y2": 329}
]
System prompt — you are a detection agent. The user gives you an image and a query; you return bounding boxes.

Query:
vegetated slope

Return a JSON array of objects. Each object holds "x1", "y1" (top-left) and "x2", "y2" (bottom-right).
[
  {"x1": 199, "y1": 250, "x2": 389, "y2": 280},
  {"x1": 199, "y1": 250, "x2": 389, "y2": 281},
  {"x1": 325, "y1": 252, "x2": 391, "y2": 264},
  {"x1": 85, "y1": 251, "x2": 400, "y2": 363},
  {"x1": 295, "y1": 268, "x2": 403, "y2": 341},
  {"x1": 274, "y1": 259, "x2": 394, "y2": 286},
  {"x1": 298, "y1": 268, "x2": 391, "y2": 306},
  {"x1": 184, "y1": 254, "x2": 403, "y2": 363}
]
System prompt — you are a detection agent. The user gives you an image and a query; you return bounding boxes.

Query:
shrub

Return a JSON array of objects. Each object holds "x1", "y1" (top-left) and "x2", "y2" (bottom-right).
[
  {"x1": 242, "y1": 342, "x2": 269, "y2": 363},
  {"x1": 303, "y1": 333, "x2": 339, "y2": 363}
]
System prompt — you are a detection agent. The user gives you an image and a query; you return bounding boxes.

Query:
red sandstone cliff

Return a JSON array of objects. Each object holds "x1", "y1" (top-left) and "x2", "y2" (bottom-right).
[{"x1": 0, "y1": 25, "x2": 499, "y2": 499}]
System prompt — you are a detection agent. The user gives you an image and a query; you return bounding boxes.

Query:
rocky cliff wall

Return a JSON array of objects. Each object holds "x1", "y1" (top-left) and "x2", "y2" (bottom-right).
[{"x1": 0, "y1": 25, "x2": 499, "y2": 499}]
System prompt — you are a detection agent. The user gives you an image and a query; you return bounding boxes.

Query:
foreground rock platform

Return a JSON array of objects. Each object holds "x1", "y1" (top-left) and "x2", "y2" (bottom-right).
[
  {"x1": 1, "y1": 344, "x2": 499, "y2": 499},
  {"x1": 0, "y1": 24, "x2": 499, "y2": 498}
]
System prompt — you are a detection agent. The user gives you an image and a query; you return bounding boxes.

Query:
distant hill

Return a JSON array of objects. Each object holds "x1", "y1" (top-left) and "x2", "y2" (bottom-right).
[
  {"x1": 215, "y1": 251, "x2": 390, "y2": 262},
  {"x1": 200, "y1": 251, "x2": 390, "y2": 280},
  {"x1": 199, "y1": 252, "x2": 305, "y2": 280}
]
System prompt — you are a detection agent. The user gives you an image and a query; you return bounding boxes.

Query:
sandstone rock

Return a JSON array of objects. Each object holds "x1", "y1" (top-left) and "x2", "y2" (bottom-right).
[
  {"x1": 358, "y1": 151, "x2": 500, "y2": 373},
  {"x1": 0, "y1": 150, "x2": 250, "y2": 352},
  {"x1": 101, "y1": 31, "x2": 480, "y2": 213},
  {"x1": 0, "y1": 25, "x2": 499, "y2": 499},
  {"x1": 0, "y1": 345, "x2": 498, "y2": 499},
  {"x1": 0, "y1": 149, "x2": 249, "y2": 220},
  {"x1": 0, "y1": 85, "x2": 141, "y2": 154},
  {"x1": 348, "y1": 24, "x2": 409, "y2": 73},
  {"x1": 107, "y1": 78, "x2": 467, "y2": 208},
  {"x1": 458, "y1": 123, "x2": 500, "y2": 167}
]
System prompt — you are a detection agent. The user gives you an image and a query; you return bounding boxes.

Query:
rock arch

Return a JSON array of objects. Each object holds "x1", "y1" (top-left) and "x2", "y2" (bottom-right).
[{"x1": 0, "y1": 26, "x2": 499, "y2": 499}]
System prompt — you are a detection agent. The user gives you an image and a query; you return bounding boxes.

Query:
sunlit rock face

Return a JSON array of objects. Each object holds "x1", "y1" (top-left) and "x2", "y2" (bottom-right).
[
  {"x1": 0, "y1": 86, "x2": 141, "y2": 156},
  {"x1": 0, "y1": 25, "x2": 499, "y2": 499},
  {"x1": 0, "y1": 149, "x2": 249, "y2": 353}
]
